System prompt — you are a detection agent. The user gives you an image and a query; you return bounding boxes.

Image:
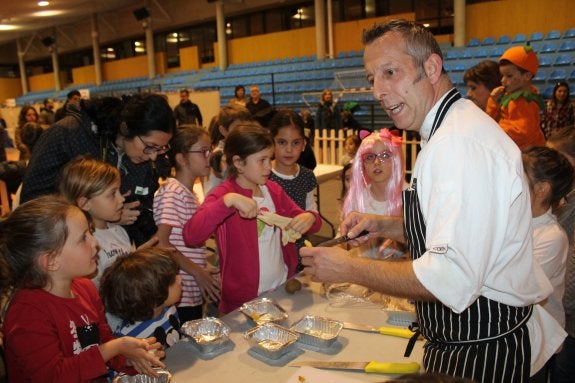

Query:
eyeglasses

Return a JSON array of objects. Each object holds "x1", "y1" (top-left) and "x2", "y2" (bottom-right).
[
  {"x1": 362, "y1": 151, "x2": 392, "y2": 164},
  {"x1": 137, "y1": 135, "x2": 170, "y2": 155},
  {"x1": 187, "y1": 148, "x2": 212, "y2": 159}
]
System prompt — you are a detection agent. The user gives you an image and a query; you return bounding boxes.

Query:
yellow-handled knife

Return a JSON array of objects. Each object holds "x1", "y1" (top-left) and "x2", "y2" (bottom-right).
[
  {"x1": 289, "y1": 361, "x2": 421, "y2": 374},
  {"x1": 343, "y1": 322, "x2": 418, "y2": 339}
]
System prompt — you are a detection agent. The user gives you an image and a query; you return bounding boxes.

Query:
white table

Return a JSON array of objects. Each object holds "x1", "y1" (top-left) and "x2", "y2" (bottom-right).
[{"x1": 165, "y1": 275, "x2": 423, "y2": 382}]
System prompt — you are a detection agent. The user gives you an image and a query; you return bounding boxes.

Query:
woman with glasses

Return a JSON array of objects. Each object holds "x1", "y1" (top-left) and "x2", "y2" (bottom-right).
[
  {"x1": 342, "y1": 129, "x2": 406, "y2": 259},
  {"x1": 542, "y1": 81, "x2": 575, "y2": 139},
  {"x1": 20, "y1": 93, "x2": 176, "y2": 246}
]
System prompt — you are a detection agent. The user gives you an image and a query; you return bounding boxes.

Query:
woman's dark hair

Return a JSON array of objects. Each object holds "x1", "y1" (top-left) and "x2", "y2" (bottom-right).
[
  {"x1": 224, "y1": 122, "x2": 273, "y2": 178},
  {"x1": 551, "y1": 81, "x2": 571, "y2": 106},
  {"x1": 84, "y1": 94, "x2": 176, "y2": 139},
  {"x1": 463, "y1": 60, "x2": 500, "y2": 91},
  {"x1": 17, "y1": 105, "x2": 39, "y2": 126},
  {"x1": 209, "y1": 150, "x2": 225, "y2": 179},
  {"x1": 268, "y1": 108, "x2": 306, "y2": 139},
  {"x1": 168, "y1": 125, "x2": 208, "y2": 168},
  {"x1": 99, "y1": 247, "x2": 179, "y2": 323},
  {"x1": 234, "y1": 85, "x2": 245, "y2": 98},
  {"x1": 340, "y1": 162, "x2": 352, "y2": 199},
  {"x1": 522, "y1": 146, "x2": 574, "y2": 208},
  {"x1": 0, "y1": 196, "x2": 75, "y2": 297}
]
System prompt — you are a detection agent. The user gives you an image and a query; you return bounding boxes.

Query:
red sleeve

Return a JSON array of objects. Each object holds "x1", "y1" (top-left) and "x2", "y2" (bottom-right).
[{"x1": 183, "y1": 183, "x2": 235, "y2": 246}]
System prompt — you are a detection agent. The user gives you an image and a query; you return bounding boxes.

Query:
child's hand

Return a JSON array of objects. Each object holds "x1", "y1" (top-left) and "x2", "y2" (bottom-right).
[
  {"x1": 490, "y1": 86, "x2": 505, "y2": 104},
  {"x1": 120, "y1": 337, "x2": 165, "y2": 376},
  {"x1": 195, "y1": 267, "x2": 221, "y2": 303},
  {"x1": 223, "y1": 193, "x2": 258, "y2": 218},
  {"x1": 137, "y1": 235, "x2": 159, "y2": 250},
  {"x1": 286, "y1": 212, "x2": 316, "y2": 234}
]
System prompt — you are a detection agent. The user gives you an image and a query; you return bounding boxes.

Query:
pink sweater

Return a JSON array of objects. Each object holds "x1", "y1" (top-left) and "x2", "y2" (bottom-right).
[{"x1": 183, "y1": 178, "x2": 321, "y2": 313}]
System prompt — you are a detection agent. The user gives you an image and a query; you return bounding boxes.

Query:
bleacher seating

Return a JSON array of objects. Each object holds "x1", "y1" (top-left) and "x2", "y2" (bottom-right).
[
  {"x1": 512, "y1": 33, "x2": 527, "y2": 43},
  {"x1": 15, "y1": 27, "x2": 575, "y2": 120}
]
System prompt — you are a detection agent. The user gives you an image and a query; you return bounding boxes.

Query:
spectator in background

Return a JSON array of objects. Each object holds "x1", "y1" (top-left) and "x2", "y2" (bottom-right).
[
  {"x1": 246, "y1": 85, "x2": 273, "y2": 127},
  {"x1": 316, "y1": 89, "x2": 342, "y2": 132},
  {"x1": 15, "y1": 105, "x2": 39, "y2": 161},
  {"x1": 340, "y1": 134, "x2": 360, "y2": 166},
  {"x1": 10, "y1": 122, "x2": 44, "y2": 209},
  {"x1": 38, "y1": 98, "x2": 55, "y2": 126},
  {"x1": 300, "y1": 108, "x2": 315, "y2": 142},
  {"x1": 173, "y1": 89, "x2": 203, "y2": 127},
  {"x1": 54, "y1": 90, "x2": 81, "y2": 122},
  {"x1": 228, "y1": 85, "x2": 247, "y2": 107},
  {"x1": 542, "y1": 81, "x2": 575, "y2": 139},
  {"x1": 342, "y1": 101, "x2": 365, "y2": 134},
  {"x1": 463, "y1": 60, "x2": 500, "y2": 111},
  {"x1": 486, "y1": 45, "x2": 545, "y2": 150}
]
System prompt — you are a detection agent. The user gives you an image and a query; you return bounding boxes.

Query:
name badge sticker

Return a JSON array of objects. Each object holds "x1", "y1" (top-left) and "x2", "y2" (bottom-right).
[
  {"x1": 134, "y1": 186, "x2": 149, "y2": 196},
  {"x1": 430, "y1": 244, "x2": 448, "y2": 254}
]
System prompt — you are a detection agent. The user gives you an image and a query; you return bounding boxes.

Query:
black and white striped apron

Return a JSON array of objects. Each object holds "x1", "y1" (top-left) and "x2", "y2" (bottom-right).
[{"x1": 403, "y1": 88, "x2": 532, "y2": 383}]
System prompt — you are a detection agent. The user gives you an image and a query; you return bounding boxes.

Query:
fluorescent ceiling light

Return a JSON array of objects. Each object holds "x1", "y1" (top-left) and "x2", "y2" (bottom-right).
[
  {"x1": 32, "y1": 10, "x2": 64, "y2": 17},
  {"x1": 0, "y1": 24, "x2": 18, "y2": 31},
  {"x1": 38, "y1": 1, "x2": 50, "y2": 6}
]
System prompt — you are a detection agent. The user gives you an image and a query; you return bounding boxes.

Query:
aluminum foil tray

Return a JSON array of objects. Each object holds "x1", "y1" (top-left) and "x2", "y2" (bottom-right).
[
  {"x1": 181, "y1": 317, "x2": 231, "y2": 354},
  {"x1": 112, "y1": 368, "x2": 171, "y2": 383},
  {"x1": 290, "y1": 315, "x2": 343, "y2": 348},
  {"x1": 239, "y1": 297, "x2": 288, "y2": 325},
  {"x1": 243, "y1": 322, "x2": 299, "y2": 360}
]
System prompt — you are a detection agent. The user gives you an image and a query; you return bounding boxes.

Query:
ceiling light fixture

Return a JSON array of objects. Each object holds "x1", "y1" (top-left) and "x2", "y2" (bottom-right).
[
  {"x1": 38, "y1": 1, "x2": 50, "y2": 6},
  {"x1": 0, "y1": 24, "x2": 17, "y2": 31}
]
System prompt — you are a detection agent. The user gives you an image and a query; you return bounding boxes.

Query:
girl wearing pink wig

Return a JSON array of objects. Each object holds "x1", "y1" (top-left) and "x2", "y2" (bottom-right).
[{"x1": 341, "y1": 129, "x2": 406, "y2": 259}]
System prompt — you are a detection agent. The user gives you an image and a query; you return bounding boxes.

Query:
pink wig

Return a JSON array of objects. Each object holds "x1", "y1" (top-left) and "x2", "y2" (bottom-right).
[{"x1": 342, "y1": 129, "x2": 405, "y2": 218}]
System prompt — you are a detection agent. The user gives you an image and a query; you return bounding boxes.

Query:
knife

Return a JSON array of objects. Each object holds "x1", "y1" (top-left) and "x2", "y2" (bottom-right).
[
  {"x1": 343, "y1": 322, "x2": 418, "y2": 339},
  {"x1": 289, "y1": 361, "x2": 420, "y2": 374},
  {"x1": 316, "y1": 230, "x2": 370, "y2": 247}
]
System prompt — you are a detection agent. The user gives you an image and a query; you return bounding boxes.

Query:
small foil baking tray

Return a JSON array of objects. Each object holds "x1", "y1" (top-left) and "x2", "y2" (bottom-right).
[
  {"x1": 112, "y1": 368, "x2": 171, "y2": 383},
  {"x1": 180, "y1": 317, "x2": 231, "y2": 354},
  {"x1": 290, "y1": 315, "x2": 343, "y2": 348},
  {"x1": 243, "y1": 322, "x2": 299, "y2": 359},
  {"x1": 239, "y1": 297, "x2": 288, "y2": 325}
]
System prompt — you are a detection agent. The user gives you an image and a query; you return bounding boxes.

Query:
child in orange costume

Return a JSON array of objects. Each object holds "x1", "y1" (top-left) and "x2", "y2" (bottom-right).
[{"x1": 486, "y1": 45, "x2": 545, "y2": 150}]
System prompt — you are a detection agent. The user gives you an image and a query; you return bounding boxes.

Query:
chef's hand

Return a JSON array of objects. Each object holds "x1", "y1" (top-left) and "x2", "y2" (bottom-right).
[
  {"x1": 301, "y1": 246, "x2": 351, "y2": 283},
  {"x1": 340, "y1": 211, "x2": 405, "y2": 246}
]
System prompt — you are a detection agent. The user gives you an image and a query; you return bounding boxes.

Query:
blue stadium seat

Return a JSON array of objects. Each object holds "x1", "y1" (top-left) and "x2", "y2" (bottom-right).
[
  {"x1": 497, "y1": 35, "x2": 511, "y2": 44},
  {"x1": 570, "y1": 70, "x2": 575, "y2": 81},
  {"x1": 512, "y1": 33, "x2": 527, "y2": 43},
  {"x1": 443, "y1": 62, "x2": 453, "y2": 72},
  {"x1": 558, "y1": 41, "x2": 575, "y2": 52},
  {"x1": 546, "y1": 30, "x2": 562, "y2": 40},
  {"x1": 474, "y1": 48, "x2": 489, "y2": 58},
  {"x1": 445, "y1": 50, "x2": 461, "y2": 60},
  {"x1": 453, "y1": 62, "x2": 466, "y2": 72},
  {"x1": 542, "y1": 86, "x2": 554, "y2": 99},
  {"x1": 564, "y1": 28, "x2": 575, "y2": 39},
  {"x1": 462, "y1": 49, "x2": 474, "y2": 59},
  {"x1": 482, "y1": 37, "x2": 496, "y2": 45},
  {"x1": 538, "y1": 56, "x2": 553, "y2": 67},
  {"x1": 467, "y1": 38, "x2": 481, "y2": 47},
  {"x1": 549, "y1": 69, "x2": 567, "y2": 81},
  {"x1": 490, "y1": 46, "x2": 505, "y2": 57},
  {"x1": 533, "y1": 69, "x2": 549, "y2": 83},
  {"x1": 529, "y1": 31, "x2": 544, "y2": 42},
  {"x1": 540, "y1": 42, "x2": 559, "y2": 53},
  {"x1": 554, "y1": 54, "x2": 572, "y2": 66}
]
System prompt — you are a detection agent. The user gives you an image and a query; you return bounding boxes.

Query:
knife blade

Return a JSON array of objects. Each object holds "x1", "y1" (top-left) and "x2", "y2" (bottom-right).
[
  {"x1": 342, "y1": 322, "x2": 418, "y2": 339},
  {"x1": 316, "y1": 230, "x2": 370, "y2": 247},
  {"x1": 289, "y1": 361, "x2": 420, "y2": 374}
]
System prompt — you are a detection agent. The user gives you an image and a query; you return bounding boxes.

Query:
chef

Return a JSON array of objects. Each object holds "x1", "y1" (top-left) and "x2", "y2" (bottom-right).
[{"x1": 301, "y1": 19, "x2": 564, "y2": 382}]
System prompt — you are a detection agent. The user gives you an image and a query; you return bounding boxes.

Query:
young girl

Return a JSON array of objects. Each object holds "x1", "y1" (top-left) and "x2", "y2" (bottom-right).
[
  {"x1": 154, "y1": 125, "x2": 220, "y2": 323},
  {"x1": 99, "y1": 248, "x2": 183, "y2": 348},
  {"x1": 340, "y1": 134, "x2": 360, "y2": 166},
  {"x1": 268, "y1": 108, "x2": 319, "y2": 269},
  {"x1": 522, "y1": 146, "x2": 574, "y2": 381},
  {"x1": 343, "y1": 129, "x2": 405, "y2": 259},
  {"x1": 59, "y1": 156, "x2": 136, "y2": 288},
  {"x1": 542, "y1": 81, "x2": 575, "y2": 138},
  {"x1": 523, "y1": 146, "x2": 573, "y2": 328},
  {"x1": 183, "y1": 123, "x2": 322, "y2": 314},
  {"x1": 1, "y1": 196, "x2": 164, "y2": 382}
]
